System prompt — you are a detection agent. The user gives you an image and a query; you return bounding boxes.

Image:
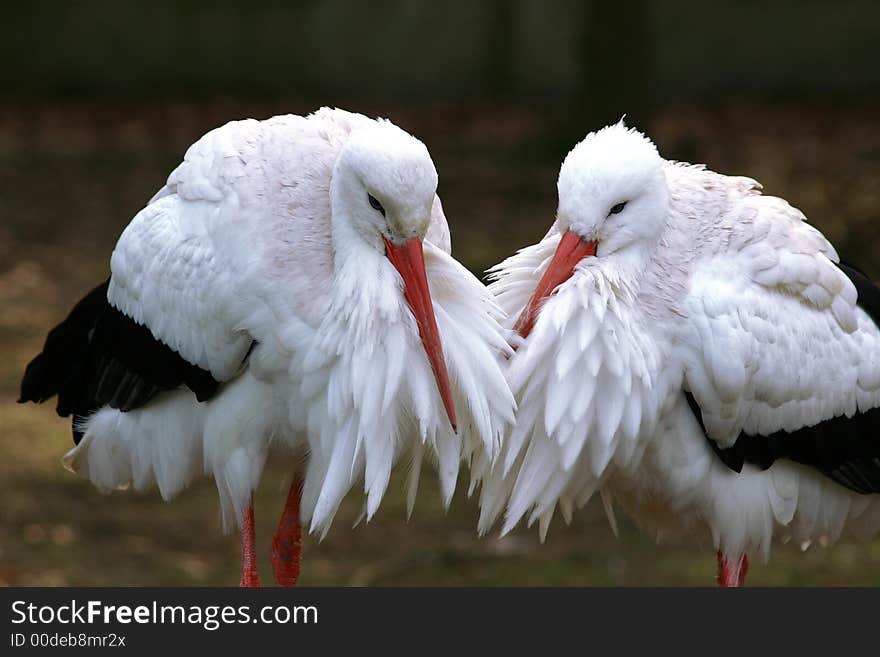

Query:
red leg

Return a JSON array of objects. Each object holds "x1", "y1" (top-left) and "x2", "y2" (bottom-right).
[
  {"x1": 271, "y1": 476, "x2": 304, "y2": 587},
  {"x1": 716, "y1": 550, "x2": 748, "y2": 587},
  {"x1": 239, "y1": 497, "x2": 261, "y2": 587}
]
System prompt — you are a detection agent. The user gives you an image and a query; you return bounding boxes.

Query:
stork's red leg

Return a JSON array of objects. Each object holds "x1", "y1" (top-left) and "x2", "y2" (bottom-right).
[
  {"x1": 239, "y1": 497, "x2": 261, "y2": 587},
  {"x1": 716, "y1": 550, "x2": 748, "y2": 587},
  {"x1": 271, "y1": 476, "x2": 304, "y2": 587}
]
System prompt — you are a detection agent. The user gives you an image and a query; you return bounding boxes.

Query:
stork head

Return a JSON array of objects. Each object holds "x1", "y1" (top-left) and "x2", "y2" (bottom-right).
[
  {"x1": 334, "y1": 121, "x2": 438, "y2": 249},
  {"x1": 331, "y1": 120, "x2": 456, "y2": 431},
  {"x1": 514, "y1": 121, "x2": 669, "y2": 338}
]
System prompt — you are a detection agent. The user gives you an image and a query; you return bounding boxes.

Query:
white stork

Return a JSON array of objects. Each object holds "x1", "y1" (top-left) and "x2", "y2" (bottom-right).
[
  {"x1": 478, "y1": 121, "x2": 880, "y2": 586},
  {"x1": 20, "y1": 108, "x2": 515, "y2": 586}
]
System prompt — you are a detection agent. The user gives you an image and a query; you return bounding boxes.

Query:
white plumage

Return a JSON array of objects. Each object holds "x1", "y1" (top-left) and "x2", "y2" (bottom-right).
[
  {"x1": 52, "y1": 108, "x2": 515, "y2": 583},
  {"x1": 478, "y1": 121, "x2": 880, "y2": 583}
]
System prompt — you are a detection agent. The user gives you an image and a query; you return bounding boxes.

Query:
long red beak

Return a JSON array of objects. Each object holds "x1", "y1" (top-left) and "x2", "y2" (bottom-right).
[
  {"x1": 513, "y1": 230, "x2": 598, "y2": 339},
  {"x1": 384, "y1": 237, "x2": 457, "y2": 432}
]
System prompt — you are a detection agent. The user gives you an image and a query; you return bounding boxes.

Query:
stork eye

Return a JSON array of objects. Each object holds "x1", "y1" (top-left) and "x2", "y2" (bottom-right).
[
  {"x1": 609, "y1": 202, "x2": 627, "y2": 215},
  {"x1": 368, "y1": 193, "x2": 386, "y2": 216}
]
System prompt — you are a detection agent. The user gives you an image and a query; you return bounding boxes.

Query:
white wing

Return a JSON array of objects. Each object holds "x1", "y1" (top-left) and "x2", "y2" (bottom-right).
[
  {"x1": 107, "y1": 120, "x2": 272, "y2": 380},
  {"x1": 108, "y1": 111, "x2": 350, "y2": 380},
  {"x1": 108, "y1": 198, "x2": 253, "y2": 381},
  {"x1": 684, "y1": 193, "x2": 880, "y2": 456}
]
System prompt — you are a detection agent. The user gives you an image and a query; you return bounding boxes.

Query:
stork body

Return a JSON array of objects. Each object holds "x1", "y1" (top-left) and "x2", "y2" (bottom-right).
[
  {"x1": 479, "y1": 122, "x2": 880, "y2": 585},
  {"x1": 21, "y1": 108, "x2": 514, "y2": 585}
]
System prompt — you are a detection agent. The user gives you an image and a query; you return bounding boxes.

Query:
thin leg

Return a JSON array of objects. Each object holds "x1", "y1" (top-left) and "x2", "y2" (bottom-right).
[
  {"x1": 239, "y1": 497, "x2": 261, "y2": 587},
  {"x1": 716, "y1": 550, "x2": 749, "y2": 587},
  {"x1": 271, "y1": 476, "x2": 304, "y2": 587}
]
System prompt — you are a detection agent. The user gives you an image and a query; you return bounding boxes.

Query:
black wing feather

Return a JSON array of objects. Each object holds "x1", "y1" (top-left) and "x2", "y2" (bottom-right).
[
  {"x1": 838, "y1": 260, "x2": 880, "y2": 327},
  {"x1": 687, "y1": 259, "x2": 880, "y2": 495},
  {"x1": 19, "y1": 279, "x2": 223, "y2": 443}
]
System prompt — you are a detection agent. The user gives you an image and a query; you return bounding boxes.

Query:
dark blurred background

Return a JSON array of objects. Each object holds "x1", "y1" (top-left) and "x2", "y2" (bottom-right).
[{"x1": 2, "y1": 1, "x2": 879, "y2": 586}]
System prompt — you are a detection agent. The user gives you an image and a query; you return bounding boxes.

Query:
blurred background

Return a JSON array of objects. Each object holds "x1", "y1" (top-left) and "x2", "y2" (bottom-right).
[{"x1": 2, "y1": 0, "x2": 880, "y2": 586}]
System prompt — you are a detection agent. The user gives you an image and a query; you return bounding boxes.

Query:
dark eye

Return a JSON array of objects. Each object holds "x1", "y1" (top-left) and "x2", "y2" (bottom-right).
[
  {"x1": 368, "y1": 193, "x2": 386, "y2": 216},
  {"x1": 609, "y1": 202, "x2": 627, "y2": 215}
]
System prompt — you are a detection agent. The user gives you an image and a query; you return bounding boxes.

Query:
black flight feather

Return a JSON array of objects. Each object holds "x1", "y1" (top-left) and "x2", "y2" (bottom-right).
[{"x1": 19, "y1": 279, "x2": 223, "y2": 444}]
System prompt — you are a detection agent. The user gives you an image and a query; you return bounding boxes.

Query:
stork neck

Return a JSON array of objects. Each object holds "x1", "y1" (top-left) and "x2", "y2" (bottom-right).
[
  {"x1": 328, "y1": 215, "x2": 404, "y2": 337},
  {"x1": 331, "y1": 210, "x2": 370, "y2": 268},
  {"x1": 596, "y1": 239, "x2": 657, "y2": 283}
]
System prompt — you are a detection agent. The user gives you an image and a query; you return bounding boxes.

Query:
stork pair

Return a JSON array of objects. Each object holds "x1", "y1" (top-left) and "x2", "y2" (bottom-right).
[{"x1": 21, "y1": 109, "x2": 880, "y2": 587}]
